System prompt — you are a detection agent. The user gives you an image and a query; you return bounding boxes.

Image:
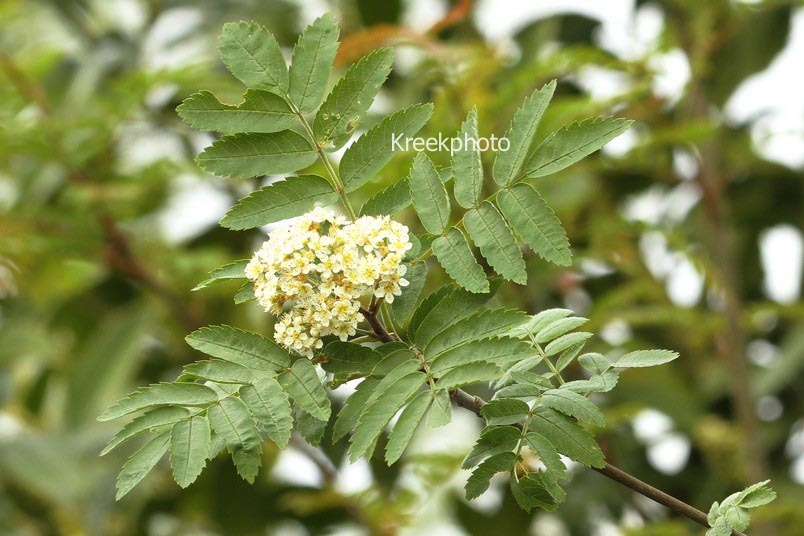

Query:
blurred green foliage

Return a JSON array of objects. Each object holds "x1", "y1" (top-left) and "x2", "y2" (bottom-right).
[{"x1": 0, "y1": 0, "x2": 801, "y2": 534}]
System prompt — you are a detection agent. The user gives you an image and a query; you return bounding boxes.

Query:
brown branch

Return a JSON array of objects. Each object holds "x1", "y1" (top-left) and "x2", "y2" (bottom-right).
[
  {"x1": 98, "y1": 214, "x2": 202, "y2": 332},
  {"x1": 0, "y1": 50, "x2": 51, "y2": 115},
  {"x1": 359, "y1": 307, "x2": 395, "y2": 342},
  {"x1": 289, "y1": 431, "x2": 338, "y2": 485}
]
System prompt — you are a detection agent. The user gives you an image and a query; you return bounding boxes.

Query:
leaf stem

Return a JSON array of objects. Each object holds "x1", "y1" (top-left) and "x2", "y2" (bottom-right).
[
  {"x1": 281, "y1": 95, "x2": 357, "y2": 220},
  {"x1": 526, "y1": 329, "x2": 564, "y2": 385}
]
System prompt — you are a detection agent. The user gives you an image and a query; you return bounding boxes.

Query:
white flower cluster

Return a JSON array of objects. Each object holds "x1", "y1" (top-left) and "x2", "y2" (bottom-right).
[{"x1": 245, "y1": 207, "x2": 412, "y2": 356}]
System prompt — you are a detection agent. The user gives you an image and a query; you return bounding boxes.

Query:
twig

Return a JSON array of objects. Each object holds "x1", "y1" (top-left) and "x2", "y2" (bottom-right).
[
  {"x1": 289, "y1": 431, "x2": 338, "y2": 485},
  {"x1": 0, "y1": 50, "x2": 51, "y2": 114}
]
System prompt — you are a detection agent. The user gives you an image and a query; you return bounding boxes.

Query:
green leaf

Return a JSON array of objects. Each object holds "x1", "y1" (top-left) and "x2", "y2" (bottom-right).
[
  {"x1": 555, "y1": 342, "x2": 586, "y2": 373},
  {"x1": 234, "y1": 283, "x2": 256, "y2": 304},
  {"x1": 561, "y1": 371, "x2": 619, "y2": 394},
  {"x1": 391, "y1": 261, "x2": 427, "y2": 325},
  {"x1": 185, "y1": 325, "x2": 290, "y2": 372},
  {"x1": 509, "y1": 309, "x2": 574, "y2": 338},
  {"x1": 219, "y1": 21, "x2": 288, "y2": 93},
  {"x1": 462, "y1": 426, "x2": 520, "y2": 469},
  {"x1": 530, "y1": 407, "x2": 604, "y2": 467},
  {"x1": 102, "y1": 407, "x2": 190, "y2": 456},
  {"x1": 239, "y1": 377, "x2": 292, "y2": 448},
  {"x1": 510, "y1": 473, "x2": 559, "y2": 511},
  {"x1": 169, "y1": 415, "x2": 211, "y2": 488},
  {"x1": 578, "y1": 353, "x2": 610, "y2": 375},
  {"x1": 333, "y1": 378, "x2": 378, "y2": 442},
  {"x1": 314, "y1": 48, "x2": 394, "y2": 148},
  {"x1": 737, "y1": 480, "x2": 776, "y2": 508},
  {"x1": 115, "y1": 431, "x2": 170, "y2": 500},
  {"x1": 219, "y1": 175, "x2": 337, "y2": 230},
  {"x1": 99, "y1": 383, "x2": 219, "y2": 421},
  {"x1": 364, "y1": 359, "x2": 422, "y2": 407},
  {"x1": 427, "y1": 389, "x2": 451, "y2": 428},
  {"x1": 321, "y1": 341, "x2": 381, "y2": 381},
  {"x1": 296, "y1": 409, "x2": 327, "y2": 446},
  {"x1": 409, "y1": 152, "x2": 450, "y2": 235},
  {"x1": 207, "y1": 396, "x2": 263, "y2": 483},
  {"x1": 523, "y1": 432, "x2": 566, "y2": 481},
  {"x1": 183, "y1": 359, "x2": 254, "y2": 384},
  {"x1": 433, "y1": 228, "x2": 489, "y2": 293},
  {"x1": 371, "y1": 347, "x2": 418, "y2": 377},
  {"x1": 466, "y1": 451, "x2": 517, "y2": 500},
  {"x1": 541, "y1": 389, "x2": 605, "y2": 427},
  {"x1": 481, "y1": 398, "x2": 529, "y2": 426},
  {"x1": 278, "y1": 359, "x2": 331, "y2": 421},
  {"x1": 360, "y1": 178, "x2": 412, "y2": 216},
  {"x1": 615, "y1": 349, "x2": 679, "y2": 368},
  {"x1": 349, "y1": 372, "x2": 426, "y2": 461},
  {"x1": 533, "y1": 316, "x2": 588, "y2": 343},
  {"x1": 341, "y1": 103, "x2": 433, "y2": 192},
  {"x1": 176, "y1": 90, "x2": 296, "y2": 133},
  {"x1": 523, "y1": 117, "x2": 632, "y2": 178},
  {"x1": 196, "y1": 131, "x2": 318, "y2": 180},
  {"x1": 288, "y1": 13, "x2": 340, "y2": 114},
  {"x1": 497, "y1": 183, "x2": 571, "y2": 266},
  {"x1": 385, "y1": 391, "x2": 431, "y2": 465},
  {"x1": 411, "y1": 283, "x2": 500, "y2": 348},
  {"x1": 193, "y1": 260, "x2": 248, "y2": 291},
  {"x1": 465, "y1": 202, "x2": 527, "y2": 284},
  {"x1": 408, "y1": 286, "x2": 453, "y2": 344},
  {"x1": 452, "y1": 107, "x2": 483, "y2": 208},
  {"x1": 493, "y1": 80, "x2": 556, "y2": 185},
  {"x1": 425, "y1": 308, "x2": 528, "y2": 358},
  {"x1": 436, "y1": 362, "x2": 501, "y2": 390},
  {"x1": 360, "y1": 165, "x2": 450, "y2": 216},
  {"x1": 543, "y1": 332, "x2": 592, "y2": 356},
  {"x1": 430, "y1": 337, "x2": 535, "y2": 376}
]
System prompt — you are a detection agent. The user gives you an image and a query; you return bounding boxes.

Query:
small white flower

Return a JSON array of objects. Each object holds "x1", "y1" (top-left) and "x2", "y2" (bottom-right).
[{"x1": 244, "y1": 207, "x2": 413, "y2": 355}]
